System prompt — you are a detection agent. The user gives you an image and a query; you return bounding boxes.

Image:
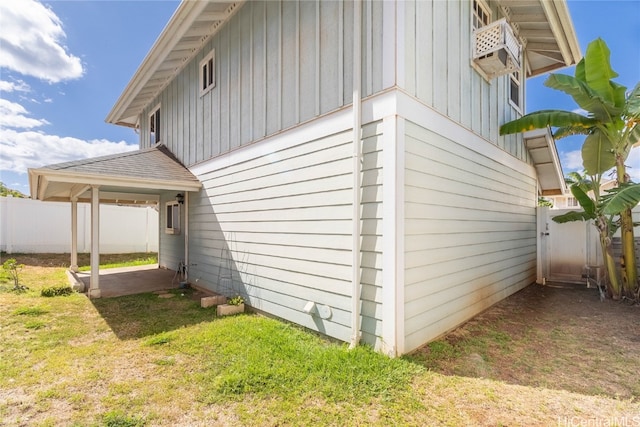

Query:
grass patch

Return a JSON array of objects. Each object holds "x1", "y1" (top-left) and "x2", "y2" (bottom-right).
[
  {"x1": 78, "y1": 254, "x2": 157, "y2": 271},
  {"x1": 144, "y1": 331, "x2": 176, "y2": 346},
  {"x1": 24, "y1": 320, "x2": 46, "y2": 329},
  {"x1": 102, "y1": 410, "x2": 146, "y2": 427},
  {"x1": 1, "y1": 255, "x2": 639, "y2": 426},
  {"x1": 13, "y1": 306, "x2": 48, "y2": 316}
]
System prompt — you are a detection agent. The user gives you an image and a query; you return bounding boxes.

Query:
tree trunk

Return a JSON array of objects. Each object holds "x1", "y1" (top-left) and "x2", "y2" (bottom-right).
[
  {"x1": 615, "y1": 158, "x2": 638, "y2": 298},
  {"x1": 598, "y1": 219, "x2": 621, "y2": 299}
]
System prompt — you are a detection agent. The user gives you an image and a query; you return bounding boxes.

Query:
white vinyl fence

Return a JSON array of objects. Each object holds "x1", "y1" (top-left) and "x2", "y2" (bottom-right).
[
  {"x1": 538, "y1": 205, "x2": 640, "y2": 284},
  {"x1": 0, "y1": 197, "x2": 158, "y2": 254}
]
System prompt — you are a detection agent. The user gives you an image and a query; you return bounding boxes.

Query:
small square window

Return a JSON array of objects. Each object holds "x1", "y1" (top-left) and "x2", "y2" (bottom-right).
[
  {"x1": 199, "y1": 50, "x2": 215, "y2": 96},
  {"x1": 165, "y1": 201, "x2": 180, "y2": 234}
]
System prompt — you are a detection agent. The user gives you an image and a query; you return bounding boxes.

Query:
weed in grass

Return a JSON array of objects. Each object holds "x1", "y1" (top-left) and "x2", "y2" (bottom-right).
[
  {"x1": 41, "y1": 285, "x2": 74, "y2": 297},
  {"x1": 13, "y1": 306, "x2": 48, "y2": 316},
  {"x1": 153, "y1": 357, "x2": 176, "y2": 366},
  {"x1": 101, "y1": 410, "x2": 146, "y2": 427},
  {"x1": 487, "y1": 330, "x2": 512, "y2": 349},
  {"x1": 24, "y1": 319, "x2": 46, "y2": 329},
  {"x1": 144, "y1": 332, "x2": 175, "y2": 346}
]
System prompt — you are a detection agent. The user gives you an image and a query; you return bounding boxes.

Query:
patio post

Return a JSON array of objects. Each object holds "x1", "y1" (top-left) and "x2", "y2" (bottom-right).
[
  {"x1": 70, "y1": 197, "x2": 79, "y2": 272},
  {"x1": 88, "y1": 185, "x2": 101, "y2": 298}
]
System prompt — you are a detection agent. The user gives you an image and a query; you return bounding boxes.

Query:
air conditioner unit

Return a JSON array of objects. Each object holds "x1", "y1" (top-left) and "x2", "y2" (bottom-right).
[{"x1": 473, "y1": 18, "x2": 521, "y2": 79}]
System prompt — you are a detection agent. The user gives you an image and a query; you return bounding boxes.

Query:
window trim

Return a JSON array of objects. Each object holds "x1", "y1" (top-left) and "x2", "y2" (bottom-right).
[
  {"x1": 199, "y1": 49, "x2": 216, "y2": 97},
  {"x1": 149, "y1": 104, "x2": 161, "y2": 146},
  {"x1": 165, "y1": 201, "x2": 181, "y2": 235},
  {"x1": 472, "y1": 0, "x2": 492, "y2": 30},
  {"x1": 509, "y1": 69, "x2": 523, "y2": 113}
]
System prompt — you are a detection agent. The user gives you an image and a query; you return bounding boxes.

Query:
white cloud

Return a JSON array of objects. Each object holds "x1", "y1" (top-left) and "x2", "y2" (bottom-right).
[
  {"x1": 561, "y1": 149, "x2": 583, "y2": 172},
  {"x1": 560, "y1": 147, "x2": 640, "y2": 183},
  {"x1": 0, "y1": 0, "x2": 83, "y2": 83},
  {"x1": 0, "y1": 128, "x2": 137, "y2": 173},
  {"x1": 627, "y1": 147, "x2": 640, "y2": 182},
  {"x1": 0, "y1": 79, "x2": 30, "y2": 93},
  {"x1": 0, "y1": 99, "x2": 49, "y2": 129}
]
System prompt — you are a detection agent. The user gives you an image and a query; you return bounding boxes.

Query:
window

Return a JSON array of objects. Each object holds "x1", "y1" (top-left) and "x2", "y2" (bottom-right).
[
  {"x1": 199, "y1": 50, "x2": 215, "y2": 96},
  {"x1": 567, "y1": 197, "x2": 579, "y2": 208},
  {"x1": 165, "y1": 201, "x2": 180, "y2": 234},
  {"x1": 149, "y1": 105, "x2": 161, "y2": 145},
  {"x1": 509, "y1": 70, "x2": 522, "y2": 110},
  {"x1": 472, "y1": 0, "x2": 491, "y2": 30}
]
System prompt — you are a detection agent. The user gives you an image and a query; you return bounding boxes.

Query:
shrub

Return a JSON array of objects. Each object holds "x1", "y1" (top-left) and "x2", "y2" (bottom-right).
[
  {"x1": 228, "y1": 295, "x2": 244, "y2": 306},
  {"x1": 41, "y1": 285, "x2": 74, "y2": 297}
]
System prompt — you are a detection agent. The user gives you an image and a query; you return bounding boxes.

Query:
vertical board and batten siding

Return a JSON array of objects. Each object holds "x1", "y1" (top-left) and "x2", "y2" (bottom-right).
[
  {"x1": 404, "y1": 0, "x2": 525, "y2": 162},
  {"x1": 139, "y1": 0, "x2": 385, "y2": 168},
  {"x1": 403, "y1": 121, "x2": 537, "y2": 352},
  {"x1": 186, "y1": 121, "x2": 384, "y2": 345}
]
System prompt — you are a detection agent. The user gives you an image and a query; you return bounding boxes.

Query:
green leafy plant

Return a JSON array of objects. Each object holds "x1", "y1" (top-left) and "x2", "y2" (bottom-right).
[
  {"x1": 2, "y1": 258, "x2": 28, "y2": 292},
  {"x1": 227, "y1": 295, "x2": 244, "y2": 306},
  {"x1": 41, "y1": 285, "x2": 74, "y2": 297}
]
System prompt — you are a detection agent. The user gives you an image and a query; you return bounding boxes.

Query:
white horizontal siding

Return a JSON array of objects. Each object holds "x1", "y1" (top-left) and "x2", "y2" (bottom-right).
[
  {"x1": 403, "y1": 120, "x2": 537, "y2": 352},
  {"x1": 158, "y1": 192, "x2": 185, "y2": 271},
  {"x1": 360, "y1": 121, "x2": 384, "y2": 347},
  {"x1": 187, "y1": 121, "x2": 384, "y2": 344}
]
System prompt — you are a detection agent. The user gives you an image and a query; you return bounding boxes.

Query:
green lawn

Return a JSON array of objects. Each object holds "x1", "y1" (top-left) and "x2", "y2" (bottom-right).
[{"x1": 0, "y1": 255, "x2": 638, "y2": 426}]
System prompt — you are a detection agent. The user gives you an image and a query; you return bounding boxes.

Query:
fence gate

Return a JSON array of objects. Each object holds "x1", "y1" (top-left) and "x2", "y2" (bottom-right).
[{"x1": 537, "y1": 207, "x2": 600, "y2": 284}]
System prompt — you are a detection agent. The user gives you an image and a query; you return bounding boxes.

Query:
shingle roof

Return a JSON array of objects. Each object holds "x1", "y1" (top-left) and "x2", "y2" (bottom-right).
[
  {"x1": 44, "y1": 144, "x2": 199, "y2": 184},
  {"x1": 29, "y1": 144, "x2": 201, "y2": 202}
]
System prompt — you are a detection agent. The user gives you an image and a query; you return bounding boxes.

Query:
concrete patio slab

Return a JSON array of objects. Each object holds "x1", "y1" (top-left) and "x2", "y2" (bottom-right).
[{"x1": 70, "y1": 264, "x2": 179, "y2": 298}]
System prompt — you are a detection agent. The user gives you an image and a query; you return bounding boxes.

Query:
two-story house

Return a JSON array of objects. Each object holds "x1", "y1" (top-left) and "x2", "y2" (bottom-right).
[{"x1": 29, "y1": 0, "x2": 580, "y2": 356}]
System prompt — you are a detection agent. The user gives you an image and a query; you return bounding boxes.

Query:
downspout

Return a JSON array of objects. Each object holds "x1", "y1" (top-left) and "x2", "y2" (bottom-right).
[
  {"x1": 349, "y1": 0, "x2": 362, "y2": 350},
  {"x1": 184, "y1": 192, "x2": 189, "y2": 277}
]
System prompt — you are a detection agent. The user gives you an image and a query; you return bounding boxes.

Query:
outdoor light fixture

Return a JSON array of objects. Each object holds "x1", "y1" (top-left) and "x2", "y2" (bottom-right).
[{"x1": 175, "y1": 193, "x2": 184, "y2": 204}]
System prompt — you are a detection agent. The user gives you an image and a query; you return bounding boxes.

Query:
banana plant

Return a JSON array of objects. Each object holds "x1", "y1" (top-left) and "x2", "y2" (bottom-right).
[
  {"x1": 553, "y1": 180, "x2": 640, "y2": 299},
  {"x1": 500, "y1": 38, "x2": 640, "y2": 298}
]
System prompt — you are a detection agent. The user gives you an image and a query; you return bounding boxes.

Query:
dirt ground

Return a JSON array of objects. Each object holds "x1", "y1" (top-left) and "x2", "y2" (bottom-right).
[{"x1": 412, "y1": 280, "x2": 640, "y2": 400}]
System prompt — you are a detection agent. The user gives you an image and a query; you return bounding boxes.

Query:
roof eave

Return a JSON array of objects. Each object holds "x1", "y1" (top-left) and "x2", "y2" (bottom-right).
[
  {"x1": 105, "y1": 1, "x2": 208, "y2": 126},
  {"x1": 539, "y1": 0, "x2": 582, "y2": 70},
  {"x1": 30, "y1": 167, "x2": 201, "y2": 194},
  {"x1": 106, "y1": 1, "x2": 244, "y2": 128}
]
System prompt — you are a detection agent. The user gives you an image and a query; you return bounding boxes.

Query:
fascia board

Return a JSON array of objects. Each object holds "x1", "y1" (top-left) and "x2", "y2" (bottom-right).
[
  {"x1": 30, "y1": 168, "x2": 202, "y2": 192},
  {"x1": 539, "y1": 1, "x2": 582, "y2": 69}
]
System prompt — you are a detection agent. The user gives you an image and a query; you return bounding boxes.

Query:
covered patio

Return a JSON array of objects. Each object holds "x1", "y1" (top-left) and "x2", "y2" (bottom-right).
[
  {"x1": 28, "y1": 144, "x2": 202, "y2": 298},
  {"x1": 67, "y1": 264, "x2": 179, "y2": 298}
]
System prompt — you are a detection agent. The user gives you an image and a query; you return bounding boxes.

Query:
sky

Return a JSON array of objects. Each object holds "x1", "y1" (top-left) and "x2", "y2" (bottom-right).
[{"x1": 0, "y1": 0, "x2": 639, "y2": 197}]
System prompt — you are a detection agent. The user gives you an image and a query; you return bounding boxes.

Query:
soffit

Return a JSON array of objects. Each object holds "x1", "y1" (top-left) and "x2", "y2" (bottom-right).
[
  {"x1": 497, "y1": 0, "x2": 582, "y2": 77},
  {"x1": 106, "y1": 1, "x2": 244, "y2": 128},
  {"x1": 524, "y1": 128, "x2": 566, "y2": 196}
]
